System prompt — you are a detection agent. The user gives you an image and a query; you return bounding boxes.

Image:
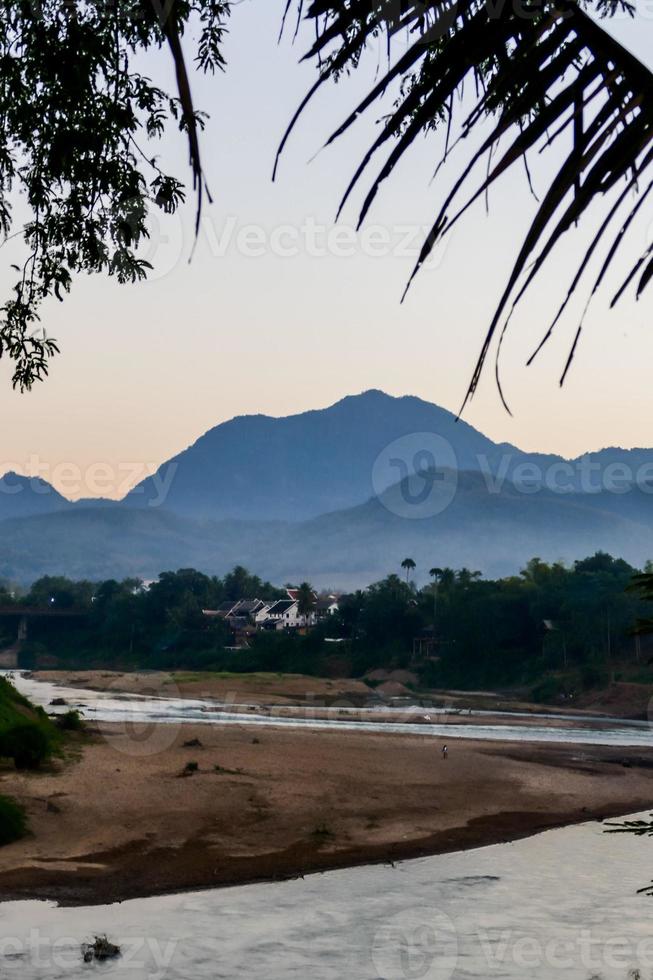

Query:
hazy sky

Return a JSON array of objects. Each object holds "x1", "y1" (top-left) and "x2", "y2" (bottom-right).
[{"x1": 1, "y1": 4, "x2": 651, "y2": 499}]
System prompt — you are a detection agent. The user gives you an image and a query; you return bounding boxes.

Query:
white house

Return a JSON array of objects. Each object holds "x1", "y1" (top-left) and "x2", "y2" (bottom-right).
[{"x1": 263, "y1": 599, "x2": 301, "y2": 628}]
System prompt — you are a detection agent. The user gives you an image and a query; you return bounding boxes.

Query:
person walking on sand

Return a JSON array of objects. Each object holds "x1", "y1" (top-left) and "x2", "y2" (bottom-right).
[{"x1": 442, "y1": 744, "x2": 448, "y2": 760}]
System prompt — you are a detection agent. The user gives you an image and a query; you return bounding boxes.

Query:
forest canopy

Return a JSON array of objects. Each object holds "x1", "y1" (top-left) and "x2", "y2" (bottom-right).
[{"x1": 4, "y1": 553, "x2": 652, "y2": 696}]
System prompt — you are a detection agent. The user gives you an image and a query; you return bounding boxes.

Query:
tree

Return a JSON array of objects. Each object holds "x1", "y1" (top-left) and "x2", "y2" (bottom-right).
[
  {"x1": 0, "y1": 1, "x2": 229, "y2": 389},
  {"x1": 627, "y1": 571, "x2": 653, "y2": 634},
  {"x1": 25, "y1": 576, "x2": 94, "y2": 609},
  {"x1": 280, "y1": 1, "x2": 653, "y2": 405},
  {"x1": 296, "y1": 582, "x2": 316, "y2": 629},
  {"x1": 401, "y1": 558, "x2": 416, "y2": 584},
  {"x1": 429, "y1": 567, "x2": 443, "y2": 631}
]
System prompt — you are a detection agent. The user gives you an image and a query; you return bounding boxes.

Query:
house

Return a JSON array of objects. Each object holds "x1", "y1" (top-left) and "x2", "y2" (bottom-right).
[
  {"x1": 230, "y1": 599, "x2": 267, "y2": 619},
  {"x1": 254, "y1": 602, "x2": 274, "y2": 624},
  {"x1": 204, "y1": 601, "x2": 239, "y2": 619},
  {"x1": 315, "y1": 595, "x2": 339, "y2": 620},
  {"x1": 204, "y1": 599, "x2": 268, "y2": 621},
  {"x1": 286, "y1": 587, "x2": 317, "y2": 603},
  {"x1": 201, "y1": 587, "x2": 339, "y2": 636},
  {"x1": 262, "y1": 599, "x2": 300, "y2": 629}
]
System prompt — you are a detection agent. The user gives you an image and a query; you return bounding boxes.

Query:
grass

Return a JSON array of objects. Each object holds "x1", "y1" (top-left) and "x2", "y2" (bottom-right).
[
  {"x1": 0, "y1": 794, "x2": 27, "y2": 846},
  {"x1": 0, "y1": 677, "x2": 61, "y2": 768},
  {"x1": 0, "y1": 677, "x2": 33, "y2": 732},
  {"x1": 170, "y1": 671, "x2": 307, "y2": 685}
]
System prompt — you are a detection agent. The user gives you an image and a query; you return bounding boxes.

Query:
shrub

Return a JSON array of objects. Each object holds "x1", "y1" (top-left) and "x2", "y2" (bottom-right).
[
  {"x1": 0, "y1": 795, "x2": 27, "y2": 846},
  {"x1": 57, "y1": 710, "x2": 84, "y2": 732},
  {"x1": 0, "y1": 723, "x2": 52, "y2": 770}
]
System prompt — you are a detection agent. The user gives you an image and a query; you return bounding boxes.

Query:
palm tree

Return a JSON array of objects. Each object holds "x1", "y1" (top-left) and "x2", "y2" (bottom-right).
[
  {"x1": 280, "y1": 2, "x2": 653, "y2": 404},
  {"x1": 401, "y1": 558, "x2": 416, "y2": 583},
  {"x1": 296, "y1": 582, "x2": 316, "y2": 630}
]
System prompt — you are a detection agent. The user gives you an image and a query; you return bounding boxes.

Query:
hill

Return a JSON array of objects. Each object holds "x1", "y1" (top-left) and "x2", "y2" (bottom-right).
[
  {"x1": 2, "y1": 470, "x2": 653, "y2": 587},
  {"x1": 0, "y1": 473, "x2": 69, "y2": 522},
  {"x1": 124, "y1": 389, "x2": 544, "y2": 521}
]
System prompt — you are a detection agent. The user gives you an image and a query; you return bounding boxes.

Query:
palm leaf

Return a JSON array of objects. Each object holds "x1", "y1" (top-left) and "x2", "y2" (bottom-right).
[{"x1": 278, "y1": 0, "x2": 653, "y2": 408}]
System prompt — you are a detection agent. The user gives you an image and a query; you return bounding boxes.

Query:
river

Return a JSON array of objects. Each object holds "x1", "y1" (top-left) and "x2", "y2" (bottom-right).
[
  {"x1": 2, "y1": 672, "x2": 653, "y2": 978},
  {"x1": 1, "y1": 816, "x2": 653, "y2": 979},
  {"x1": 8, "y1": 671, "x2": 653, "y2": 749}
]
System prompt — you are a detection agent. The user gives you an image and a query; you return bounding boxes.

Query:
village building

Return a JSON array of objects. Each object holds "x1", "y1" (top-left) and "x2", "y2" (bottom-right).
[{"x1": 202, "y1": 588, "x2": 340, "y2": 641}]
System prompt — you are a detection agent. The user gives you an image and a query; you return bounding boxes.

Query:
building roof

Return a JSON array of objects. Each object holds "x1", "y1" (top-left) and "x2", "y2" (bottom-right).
[
  {"x1": 234, "y1": 599, "x2": 265, "y2": 614},
  {"x1": 267, "y1": 599, "x2": 295, "y2": 616},
  {"x1": 286, "y1": 588, "x2": 318, "y2": 602},
  {"x1": 217, "y1": 601, "x2": 239, "y2": 615}
]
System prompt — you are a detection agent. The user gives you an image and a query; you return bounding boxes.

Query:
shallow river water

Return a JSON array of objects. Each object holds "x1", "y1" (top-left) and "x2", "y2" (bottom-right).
[
  {"x1": 2, "y1": 817, "x2": 653, "y2": 979},
  {"x1": 9, "y1": 672, "x2": 653, "y2": 749}
]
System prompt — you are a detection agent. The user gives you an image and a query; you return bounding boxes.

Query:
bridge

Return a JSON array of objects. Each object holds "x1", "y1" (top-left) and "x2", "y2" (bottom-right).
[{"x1": 0, "y1": 607, "x2": 86, "y2": 668}]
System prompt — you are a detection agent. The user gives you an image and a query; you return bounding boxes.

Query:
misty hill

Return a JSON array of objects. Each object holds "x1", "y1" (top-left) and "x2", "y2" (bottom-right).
[
  {"x1": 0, "y1": 473, "x2": 70, "y2": 522},
  {"x1": 3, "y1": 469, "x2": 653, "y2": 587},
  {"x1": 3, "y1": 391, "x2": 653, "y2": 526},
  {"x1": 124, "y1": 389, "x2": 542, "y2": 521},
  {"x1": 123, "y1": 389, "x2": 653, "y2": 522}
]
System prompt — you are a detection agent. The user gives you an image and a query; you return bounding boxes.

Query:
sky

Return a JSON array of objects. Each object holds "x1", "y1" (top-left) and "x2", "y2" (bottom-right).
[{"x1": 0, "y1": 3, "x2": 652, "y2": 499}]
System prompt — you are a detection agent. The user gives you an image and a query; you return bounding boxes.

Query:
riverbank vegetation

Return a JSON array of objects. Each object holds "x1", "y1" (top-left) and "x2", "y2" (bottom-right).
[
  {"x1": 2, "y1": 553, "x2": 653, "y2": 703},
  {"x1": 0, "y1": 795, "x2": 27, "y2": 846},
  {"x1": 0, "y1": 676, "x2": 63, "y2": 846}
]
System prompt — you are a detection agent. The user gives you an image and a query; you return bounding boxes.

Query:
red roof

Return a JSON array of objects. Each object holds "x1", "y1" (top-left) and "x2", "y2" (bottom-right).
[{"x1": 286, "y1": 588, "x2": 318, "y2": 601}]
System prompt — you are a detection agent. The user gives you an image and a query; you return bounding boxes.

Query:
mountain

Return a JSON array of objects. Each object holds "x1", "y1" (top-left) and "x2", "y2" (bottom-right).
[
  {"x1": 5, "y1": 391, "x2": 653, "y2": 524},
  {"x1": 0, "y1": 473, "x2": 70, "y2": 522},
  {"x1": 3, "y1": 389, "x2": 653, "y2": 585},
  {"x1": 124, "y1": 389, "x2": 543, "y2": 521},
  {"x1": 2, "y1": 470, "x2": 653, "y2": 587},
  {"x1": 123, "y1": 389, "x2": 653, "y2": 523}
]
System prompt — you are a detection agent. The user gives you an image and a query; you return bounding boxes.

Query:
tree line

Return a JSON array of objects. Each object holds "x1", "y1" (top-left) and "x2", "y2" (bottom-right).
[{"x1": 2, "y1": 553, "x2": 653, "y2": 697}]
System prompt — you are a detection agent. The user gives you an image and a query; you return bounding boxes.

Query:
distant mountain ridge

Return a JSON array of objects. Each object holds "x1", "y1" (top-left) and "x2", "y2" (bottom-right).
[
  {"x1": 2, "y1": 391, "x2": 653, "y2": 523},
  {"x1": 2, "y1": 468, "x2": 653, "y2": 587},
  {"x1": 1, "y1": 390, "x2": 653, "y2": 585},
  {"x1": 0, "y1": 472, "x2": 71, "y2": 521},
  {"x1": 124, "y1": 389, "x2": 520, "y2": 520},
  {"x1": 122, "y1": 389, "x2": 653, "y2": 521}
]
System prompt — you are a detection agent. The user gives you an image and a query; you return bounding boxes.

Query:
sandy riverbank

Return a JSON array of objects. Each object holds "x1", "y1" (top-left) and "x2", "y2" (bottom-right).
[
  {"x1": 29, "y1": 669, "x2": 642, "y2": 731},
  {"x1": 32, "y1": 669, "x2": 374, "y2": 706},
  {"x1": 0, "y1": 720, "x2": 652, "y2": 906}
]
